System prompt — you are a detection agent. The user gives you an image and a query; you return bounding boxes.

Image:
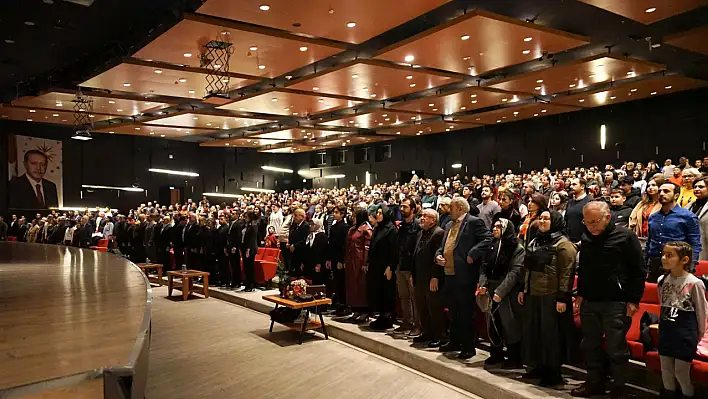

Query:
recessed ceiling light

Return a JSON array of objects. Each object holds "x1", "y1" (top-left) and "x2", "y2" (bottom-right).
[
  {"x1": 502, "y1": 98, "x2": 508, "y2": 102},
  {"x1": 183, "y1": 53, "x2": 192, "y2": 57},
  {"x1": 52, "y1": 113, "x2": 58, "y2": 117},
  {"x1": 378, "y1": 123, "x2": 383, "y2": 126},
  {"x1": 536, "y1": 79, "x2": 544, "y2": 83},
  {"x1": 630, "y1": 88, "x2": 637, "y2": 92},
  {"x1": 349, "y1": 120, "x2": 355, "y2": 124},
  {"x1": 541, "y1": 109, "x2": 547, "y2": 113},
  {"x1": 533, "y1": 113, "x2": 539, "y2": 116},
  {"x1": 645, "y1": 7, "x2": 657, "y2": 13},
  {"x1": 192, "y1": 117, "x2": 198, "y2": 120},
  {"x1": 627, "y1": 71, "x2": 635, "y2": 76},
  {"x1": 396, "y1": 132, "x2": 400, "y2": 135},
  {"x1": 461, "y1": 35, "x2": 470, "y2": 40},
  {"x1": 271, "y1": 98, "x2": 278, "y2": 102},
  {"x1": 299, "y1": 46, "x2": 308, "y2": 51},
  {"x1": 206, "y1": 123, "x2": 212, "y2": 126},
  {"x1": 579, "y1": 99, "x2": 585, "y2": 102},
  {"x1": 55, "y1": 102, "x2": 62, "y2": 107},
  {"x1": 160, "y1": 134, "x2": 166, "y2": 137},
  {"x1": 351, "y1": 74, "x2": 358, "y2": 78},
  {"x1": 258, "y1": 65, "x2": 266, "y2": 70},
  {"x1": 370, "y1": 94, "x2": 376, "y2": 98},
  {"x1": 462, "y1": 56, "x2": 471, "y2": 61},
  {"x1": 25, "y1": 21, "x2": 35, "y2": 26},
  {"x1": 382, "y1": 114, "x2": 387, "y2": 117},
  {"x1": 135, "y1": 127, "x2": 140, "y2": 130},
  {"x1": 651, "y1": 91, "x2": 657, "y2": 95},
  {"x1": 496, "y1": 120, "x2": 501, "y2": 123},
  {"x1": 411, "y1": 116, "x2": 416, "y2": 120},
  {"x1": 535, "y1": 86, "x2": 542, "y2": 90},
  {"x1": 665, "y1": 85, "x2": 672, "y2": 89},
  {"x1": 522, "y1": 50, "x2": 531, "y2": 54},
  {"x1": 123, "y1": 82, "x2": 131, "y2": 87},
  {"x1": 346, "y1": 21, "x2": 356, "y2": 28},
  {"x1": 524, "y1": 37, "x2": 532, "y2": 42},
  {"x1": 318, "y1": 99, "x2": 324, "y2": 103},
  {"x1": 513, "y1": 111, "x2": 519, "y2": 115},
  {"x1": 249, "y1": 46, "x2": 258, "y2": 51},
  {"x1": 116, "y1": 109, "x2": 123, "y2": 112},
  {"x1": 406, "y1": 75, "x2": 413, "y2": 80},
  {"x1": 470, "y1": 94, "x2": 477, "y2": 98},
  {"x1": 312, "y1": 86, "x2": 319, "y2": 91},
  {"x1": 88, "y1": 115, "x2": 95, "y2": 118},
  {"x1": 409, "y1": 83, "x2": 416, "y2": 87},
  {"x1": 29, "y1": 109, "x2": 36, "y2": 113},
  {"x1": 471, "y1": 100, "x2": 477, "y2": 104},
  {"x1": 109, "y1": 100, "x2": 115, "y2": 104},
  {"x1": 259, "y1": 4, "x2": 270, "y2": 11},
  {"x1": 109, "y1": 131, "x2": 114, "y2": 134},
  {"x1": 221, "y1": 78, "x2": 229, "y2": 83},
  {"x1": 153, "y1": 69, "x2": 163, "y2": 74},
  {"x1": 404, "y1": 55, "x2": 415, "y2": 63},
  {"x1": 225, "y1": 143, "x2": 230, "y2": 146},
  {"x1": 4, "y1": 39, "x2": 15, "y2": 44},
  {"x1": 188, "y1": 90, "x2": 195, "y2": 94},
  {"x1": 569, "y1": 84, "x2": 576, "y2": 88},
  {"x1": 610, "y1": 96, "x2": 616, "y2": 99},
  {"x1": 461, "y1": 106, "x2": 466, "y2": 110},
  {"x1": 588, "y1": 74, "x2": 596, "y2": 78}
]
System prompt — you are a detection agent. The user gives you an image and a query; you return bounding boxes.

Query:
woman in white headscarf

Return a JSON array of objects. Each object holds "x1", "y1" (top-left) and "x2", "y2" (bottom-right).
[{"x1": 304, "y1": 217, "x2": 328, "y2": 284}]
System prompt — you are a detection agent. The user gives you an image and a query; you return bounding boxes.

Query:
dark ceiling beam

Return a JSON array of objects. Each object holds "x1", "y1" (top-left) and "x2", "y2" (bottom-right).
[{"x1": 122, "y1": 57, "x2": 266, "y2": 81}]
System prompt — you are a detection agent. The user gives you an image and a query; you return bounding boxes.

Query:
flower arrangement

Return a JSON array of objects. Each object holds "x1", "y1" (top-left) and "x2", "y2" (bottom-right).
[
  {"x1": 286, "y1": 279, "x2": 308, "y2": 299},
  {"x1": 274, "y1": 258, "x2": 290, "y2": 297}
]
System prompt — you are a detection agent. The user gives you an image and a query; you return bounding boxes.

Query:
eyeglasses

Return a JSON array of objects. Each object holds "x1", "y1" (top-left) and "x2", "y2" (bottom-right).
[{"x1": 582, "y1": 217, "x2": 605, "y2": 226}]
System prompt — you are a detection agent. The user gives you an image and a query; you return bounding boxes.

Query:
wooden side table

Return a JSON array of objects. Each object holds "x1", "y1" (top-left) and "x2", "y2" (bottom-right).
[
  {"x1": 167, "y1": 270, "x2": 210, "y2": 301},
  {"x1": 262, "y1": 295, "x2": 332, "y2": 344},
  {"x1": 136, "y1": 263, "x2": 163, "y2": 286}
]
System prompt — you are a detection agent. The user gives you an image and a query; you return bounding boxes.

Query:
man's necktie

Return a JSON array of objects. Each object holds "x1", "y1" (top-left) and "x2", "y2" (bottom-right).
[{"x1": 35, "y1": 184, "x2": 45, "y2": 206}]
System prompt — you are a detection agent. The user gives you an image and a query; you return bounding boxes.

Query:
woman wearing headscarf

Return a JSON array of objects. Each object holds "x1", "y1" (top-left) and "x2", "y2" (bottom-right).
[
  {"x1": 345, "y1": 209, "x2": 373, "y2": 323},
  {"x1": 519, "y1": 210, "x2": 577, "y2": 387},
  {"x1": 367, "y1": 203, "x2": 399, "y2": 330},
  {"x1": 479, "y1": 218, "x2": 525, "y2": 368},
  {"x1": 304, "y1": 218, "x2": 328, "y2": 285}
]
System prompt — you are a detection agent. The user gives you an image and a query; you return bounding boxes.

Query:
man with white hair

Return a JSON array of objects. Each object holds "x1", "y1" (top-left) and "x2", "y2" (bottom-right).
[
  {"x1": 412, "y1": 208, "x2": 446, "y2": 347},
  {"x1": 435, "y1": 197, "x2": 492, "y2": 360}
]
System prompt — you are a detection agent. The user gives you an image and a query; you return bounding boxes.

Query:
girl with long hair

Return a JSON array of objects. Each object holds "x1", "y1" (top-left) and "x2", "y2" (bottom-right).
[{"x1": 629, "y1": 175, "x2": 664, "y2": 242}]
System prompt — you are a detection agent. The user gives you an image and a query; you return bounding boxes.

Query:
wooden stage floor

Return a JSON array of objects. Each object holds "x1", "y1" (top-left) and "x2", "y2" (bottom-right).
[{"x1": 0, "y1": 243, "x2": 150, "y2": 394}]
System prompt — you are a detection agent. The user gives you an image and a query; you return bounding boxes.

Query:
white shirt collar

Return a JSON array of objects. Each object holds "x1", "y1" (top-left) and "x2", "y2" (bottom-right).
[{"x1": 26, "y1": 174, "x2": 42, "y2": 187}]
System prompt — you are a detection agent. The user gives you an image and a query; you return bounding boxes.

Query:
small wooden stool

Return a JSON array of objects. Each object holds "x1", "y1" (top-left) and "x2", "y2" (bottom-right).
[
  {"x1": 167, "y1": 270, "x2": 210, "y2": 301},
  {"x1": 136, "y1": 263, "x2": 163, "y2": 286}
]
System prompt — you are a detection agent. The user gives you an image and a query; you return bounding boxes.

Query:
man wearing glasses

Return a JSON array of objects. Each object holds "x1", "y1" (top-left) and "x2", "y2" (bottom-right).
[
  {"x1": 645, "y1": 182, "x2": 701, "y2": 282},
  {"x1": 572, "y1": 201, "x2": 645, "y2": 399}
]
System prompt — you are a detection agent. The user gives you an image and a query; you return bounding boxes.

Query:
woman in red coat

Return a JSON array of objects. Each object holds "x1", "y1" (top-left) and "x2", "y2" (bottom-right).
[{"x1": 344, "y1": 209, "x2": 373, "y2": 323}]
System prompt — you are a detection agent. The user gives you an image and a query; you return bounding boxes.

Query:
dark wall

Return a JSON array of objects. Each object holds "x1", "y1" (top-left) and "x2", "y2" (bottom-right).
[
  {"x1": 0, "y1": 121, "x2": 299, "y2": 215},
  {"x1": 300, "y1": 87, "x2": 708, "y2": 187}
]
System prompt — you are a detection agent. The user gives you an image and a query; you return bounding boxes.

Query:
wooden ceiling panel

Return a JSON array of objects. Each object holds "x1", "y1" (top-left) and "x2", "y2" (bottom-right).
[
  {"x1": 0, "y1": 106, "x2": 114, "y2": 125},
  {"x1": 218, "y1": 89, "x2": 364, "y2": 116},
  {"x1": 11, "y1": 92, "x2": 167, "y2": 116},
  {"x1": 144, "y1": 112, "x2": 271, "y2": 130},
  {"x1": 319, "y1": 109, "x2": 432, "y2": 129},
  {"x1": 375, "y1": 10, "x2": 588, "y2": 75},
  {"x1": 448, "y1": 102, "x2": 581, "y2": 124},
  {"x1": 81, "y1": 63, "x2": 258, "y2": 99},
  {"x1": 286, "y1": 60, "x2": 460, "y2": 100},
  {"x1": 490, "y1": 55, "x2": 665, "y2": 95},
  {"x1": 552, "y1": 75, "x2": 707, "y2": 107},
  {"x1": 199, "y1": 137, "x2": 285, "y2": 147},
  {"x1": 92, "y1": 123, "x2": 209, "y2": 138},
  {"x1": 578, "y1": 0, "x2": 708, "y2": 24},
  {"x1": 133, "y1": 19, "x2": 343, "y2": 79},
  {"x1": 665, "y1": 26, "x2": 708, "y2": 56},
  {"x1": 251, "y1": 128, "x2": 343, "y2": 140},
  {"x1": 197, "y1": 0, "x2": 452, "y2": 44},
  {"x1": 390, "y1": 87, "x2": 529, "y2": 115},
  {"x1": 378, "y1": 120, "x2": 481, "y2": 136}
]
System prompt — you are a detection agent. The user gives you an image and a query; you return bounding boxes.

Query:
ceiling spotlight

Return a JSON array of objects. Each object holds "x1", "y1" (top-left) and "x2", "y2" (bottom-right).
[
  {"x1": 160, "y1": 134, "x2": 166, "y2": 137},
  {"x1": 225, "y1": 143, "x2": 230, "y2": 146},
  {"x1": 154, "y1": 69, "x2": 163, "y2": 74},
  {"x1": 579, "y1": 99, "x2": 585, "y2": 102},
  {"x1": 370, "y1": 94, "x2": 376, "y2": 98},
  {"x1": 123, "y1": 82, "x2": 131, "y2": 87},
  {"x1": 258, "y1": 65, "x2": 266, "y2": 69},
  {"x1": 312, "y1": 86, "x2": 319, "y2": 90},
  {"x1": 183, "y1": 53, "x2": 192, "y2": 57},
  {"x1": 193, "y1": 117, "x2": 198, "y2": 120},
  {"x1": 177, "y1": 78, "x2": 187, "y2": 83},
  {"x1": 135, "y1": 127, "x2": 140, "y2": 130},
  {"x1": 461, "y1": 35, "x2": 470, "y2": 40},
  {"x1": 630, "y1": 88, "x2": 637, "y2": 92},
  {"x1": 513, "y1": 111, "x2": 519, "y2": 115},
  {"x1": 299, "y1": 46, "x2": 308, "y2": 51},
  {"x1": 206, "y1": 123, "x2": 212, "y2": 126},
  {"x1": 522, "y1": 50, "x2": 531, "y2": 54},
  {"x1": 536, "y1": 79, "x2": 544, "y2": 83},
  {"x1": 188, "y1": 90, "x2": 195, "y2": 94},
  {"x1": 4, "y1": 39, "x2": 15, "y2": 44},
  {"x1": 569, "y1": 84, "x2": 576, "y2": 88},
  {"x1": 665, "y1": 85, "x2": 672, "y2": 89},
  {"x1": 461, "y1": 106, "x2": 466, "y2": 110},
  {"x1": 627, "y1": 71, "x2": 635, "y2": 76},
  {"x1": 396, "y1": 132, "x2": 400, "y2": 135},
  {"x1": 318, "y1": 99, "x2": 324, "y2": 103},
  {"x1": 650, "y1": 91, "x2": 657, "y2": 95},
  {"x1": 471, "y1": 94, "x2": 477, "y2": 98},
  {"x1": 524, "y1": 37, "x2": 532, "y2": 42},
  {"x1": 404, "y1": 55, "x2": 414, "y2": 63},
  {"x1": 535, "y1": 86, "x2": 541, "y2": 90},
  {"x1": 409, "y1": 83, "x2": 416, "y2": 87},
  {"x1": 406, "y1": 75, "x2": 413, "y2": 79},
  {"x1": 221, "y1": 78, "x2": 229, "y2": 82},
  {"x1": 346, "y1": 21, "x2": 356, "y2": 28},
  {"x1": 259, "y1": 4, "x2": 270, "y2": 11},
  {"x1": 610, "y1": 96, "x2": 616, "y2": 99},
  {"x1": 250, "y1": 46, "x2": 258, "y2": 51},
  {"x1": 52, "y1": 113, "x2": 59, "y2": 117},
  {"x1": 29, "y1": 109, "x2": 36, "y2": 113},
  {"x1": 533, "y1": 113, "x2": 539, "y2": 116},
  {"x1": 108, "y1": 100, "x2": 115, "y2": 104},
  {"x1": 25, "y1": 21, "x2": 35, "y2": 26},
  {"x1": 496, "y1": 120, "x2": 501, "y2": 123},
  {"x1": 502, "y1": 98, "x2": 508, "y2": 102},
  {"x1": 55, "y1": 102, "x2": 62, "y2": 107},
  {"x1": 352, "y1": 74, "x2": 359, "y2": 78},
  {"x1": 116, "y1": 109, "x2": 123, "y2": 112},
  {"x1": 645, "y1": 7, "x2": 657, "y2": 13},
  {"x1": 471, "y1": 100, "x2": 477, "y2": 104},
  {"x1": 541, "y1": 109, "x2": 547, "y2": 113}
]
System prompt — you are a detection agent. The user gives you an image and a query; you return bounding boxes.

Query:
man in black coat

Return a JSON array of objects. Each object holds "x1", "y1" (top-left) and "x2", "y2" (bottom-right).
[
  {"x1": 215, "y1": 215, "x2": 231, "y2": 286},
  {"x1": 7, "y1": 215, "x2": 19, "y2": 238},
  {"x1": 156, "y1": 216, "x2": 173, "y2": 270},
  {"x1": 78, "y1": 217, "x2": 93, "y2": 248},
  {"x1": 171, "y1": 215, "x2": 188, "y2": 270},
  {"x1": 183, "y1": 213, "x2": 200, "y2": 270},
  {"x1": 18, "y1": 217, "x2": 30, "y2": 242},
  {"x1": 435, "y1": 197, "x2": 492, "y2": 360},
  {"x1": 328, "y1": 205, "x2": 350, "y2": 315},
  {"x1": 9, "y1": 150, "x2": 59, "y2": 209},
  {"x1": 227, "y1": 211, "x2": 243, "y2": 288},
  {"x1": 572, "y1": 201, "x2": 645, "y2": 399},
  {"x1": 132, "y1": 215, "x2": 148, "y2": 263},
  {"x1": 288, "y1": 208, "x2": 309, "y2": 275},
  {"x1": 395, "y1": 197, "x2": 421, "y2": 334},
  {"x1": 412, "y1": 208, "x2": 446, "y2": 347}
]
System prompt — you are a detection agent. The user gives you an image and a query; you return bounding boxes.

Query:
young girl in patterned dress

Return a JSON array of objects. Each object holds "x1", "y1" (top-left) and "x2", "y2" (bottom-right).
[{"x1": 658, "y1": 241, "x2": 707, "y2": 399}]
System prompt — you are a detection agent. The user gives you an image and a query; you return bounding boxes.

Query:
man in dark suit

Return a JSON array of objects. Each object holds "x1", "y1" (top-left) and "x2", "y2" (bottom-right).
[
  {"x1": 0, "y1": 216, "x2": 7, "y2": 241},
  {"x1": 227, "y1": 211, "x2": 243, "y2": 288},
  {"x1": 435, "y1": 197, "x2": 492, "y2": 360},
  {"x1": 8, "y1": 215, "x2": 19, "y2": 238},
  {"x1": 78, "y1": 217, "x2": 93, "y2": 248},
  {"x1": 184, "y1": 213, "x2": 201, "y2": 270},
  {"x1": 9, "y1": 150, "x2": 59, "y2": 209},
  {"x1": 412, "y1": 208, "x2": 446, "y2": 347},
  {"x1": 155, "y1": 216, "x2": 173, "y2": 270},
  {"x1": 288, "y1": 208, "x2": 310, "y2": 275},
  {"x1": 18, "y1": 217, "x2": 30, "y2": 242},
  {"x1": 214, "y1": 215, "x2": 231, "y2": 286},
  {"x1": 328, "y1": 205, "x2": 350, "y2": 315},
  {"x1": 171, "y1": 215, "x2": 188, "y2": 270}
]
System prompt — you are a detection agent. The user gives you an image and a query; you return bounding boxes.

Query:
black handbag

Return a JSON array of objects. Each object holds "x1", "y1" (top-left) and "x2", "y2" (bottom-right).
[
  {"x1": 269, "y1": 307, "x2": 300, "y2": 323},
  {"x1": 294, "y1": 293, "x2": 314, "y2": 303}
]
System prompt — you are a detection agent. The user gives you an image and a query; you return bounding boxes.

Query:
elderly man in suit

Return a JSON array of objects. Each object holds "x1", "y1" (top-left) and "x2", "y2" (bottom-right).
[
  {"x1": 435, "y1": 197, "x2": 492, "y2": 360},
  {"x1": 412, "y1": 208, "x2": 446, "y2": 347},
  {"x1": 9, "y1": 150, "x2": 59, "y2": 209}
]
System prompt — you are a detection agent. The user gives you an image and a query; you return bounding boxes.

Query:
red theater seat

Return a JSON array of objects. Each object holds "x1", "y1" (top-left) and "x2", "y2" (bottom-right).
[
  {"x1": 8, "y1": 236, "x2": 17, "y2": 242},
  {"x1": 696, "y1": 261, "x2": 708, "y2": 277},
  {"x1": 625, "y1": 283, "x2": 660, "y2": 360},
  {"x1": 255, "y1": 248, "x2": 280, "y2": 283},
  {"x1": 97, "y1": 239, "x2": 109, "y2": 247}
]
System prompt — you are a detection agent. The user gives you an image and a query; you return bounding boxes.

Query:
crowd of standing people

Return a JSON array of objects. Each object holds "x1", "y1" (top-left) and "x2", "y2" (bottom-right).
[{"x1": 2, "y1": 155, "x2": 708, "y2": 399}]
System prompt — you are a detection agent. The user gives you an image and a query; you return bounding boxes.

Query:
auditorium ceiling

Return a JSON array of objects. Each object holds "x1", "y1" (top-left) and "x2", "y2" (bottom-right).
[{"x1": 1, "y1": 0, "x2": 708, "y2": 153}]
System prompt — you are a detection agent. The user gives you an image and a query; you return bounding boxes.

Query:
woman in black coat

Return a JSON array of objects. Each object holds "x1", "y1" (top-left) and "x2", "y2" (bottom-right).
[
  {"x1": 240, "y1": 211, "x2": 259, "y2": 292},
  {"x1": 366, "y1": 204, "x2": 399, "y2": 330},
  {"x1": 304, "y1": 218, "x2": 329, "y2": 285}
]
